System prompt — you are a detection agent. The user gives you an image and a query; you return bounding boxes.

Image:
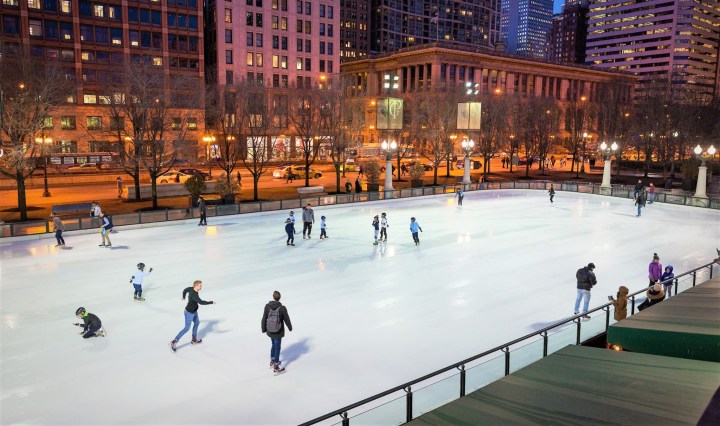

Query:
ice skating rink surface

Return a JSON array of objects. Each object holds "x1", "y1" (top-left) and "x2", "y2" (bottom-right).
[{"x1": 1, "y1": 189, "x2": 719, "y2": 425}]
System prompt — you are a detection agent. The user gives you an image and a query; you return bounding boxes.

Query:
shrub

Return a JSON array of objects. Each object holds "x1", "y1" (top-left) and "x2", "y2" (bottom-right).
[
  {"x1": 363, "y1": 160, "x2": 382, "y2": 184},
  {"x1": 409, "y1": 163, "x2": 426, "y2": 180},
  {"x1": 214, "y1": 173, "x2": 240, "y2": 196},
  {"x1": 184, "y1": 174, "x2": 206, "y2": 197}
]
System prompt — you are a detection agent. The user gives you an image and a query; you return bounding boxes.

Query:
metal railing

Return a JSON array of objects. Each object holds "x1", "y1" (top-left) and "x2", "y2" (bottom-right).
[
  {"x1": 300, "y1": 261, "x2": 716, "y2": 426},
  {"x1": 1, "y1": 180, "x2": 718, "y2": 238}
]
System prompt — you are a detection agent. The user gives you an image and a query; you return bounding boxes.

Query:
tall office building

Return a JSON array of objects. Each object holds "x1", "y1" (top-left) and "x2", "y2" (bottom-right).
[
  {"x1": 370, "y1": 0, "x2": 501, "y2": 54},
  {"x1": 0, "y1": 0, "x2": 205, "y2": 153},
  {"x1": 548, "y1": 0, "x2": 589, "y2": 63},
  {"x1": 500, "y1": 0, "x2": 554, "y2": 58},
  {"x1": 339, "y1": 0, "x2": 369, "y2": 62},
  {"x1": 586, "y1": 0, "x2": 720, "y2": 100},
  {"x1": 205, "y1": 0, "x2": 340, "y2": 89}
]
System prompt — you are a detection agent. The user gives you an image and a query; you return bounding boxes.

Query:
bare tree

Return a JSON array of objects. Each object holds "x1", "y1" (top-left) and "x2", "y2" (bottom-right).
[
  {"x1": 288, "y1": 85, "x2": 323, "y2": 187},
  {"x1": 477, "y1": 92, "x2": 512, "y2": 180},
  {"x1": 205, "y1": 78, "x2": 246, "y2": 193},
  {"x1": 239, "y1": 84, "x2": 273, "y2": 201},
  {"x1": 564, "y1": 96, "x2": 593, "y2": 177},
  {"x1": 319, "y1": 78, "x2": 353, "y2": 193},
  {"x1": 524, "y1": 97, "x2": 560, "y2": 177},
  {"x1": 0, "y1": 46, "x2": 71, "y2": 220},
  {"x1": 412, "y1": 90, "x2": 459, "y2": 186}
]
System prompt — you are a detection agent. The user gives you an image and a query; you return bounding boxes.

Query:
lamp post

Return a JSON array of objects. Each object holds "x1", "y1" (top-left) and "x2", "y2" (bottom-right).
[
  {"x1": 599, "y1": 141, "x2": 617, "y2": 192},
  {"x1": 381, "y1": 139, "x2": 396, "y2": 192},
  {"x1": 693, "y1": 144, "x2": 716, "y2": 198},
  {"x1": 461, "y1": 138, "x2": 474, "y2": 186},
  {"x1": 35, "y1": 135, "x2": 53, "y2": 197},
  {"x1": 203, "y1": 135, "x2": 216, "y2": 178},
  {"x1": 580, "y1": 131, "x2": 590, "y2": 174}
]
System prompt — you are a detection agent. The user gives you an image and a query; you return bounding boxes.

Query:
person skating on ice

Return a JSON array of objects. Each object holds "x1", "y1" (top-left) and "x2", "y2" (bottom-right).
[
  {"x1": 285, "y1": 218, "x2": 295, "y2": 246},
  {"x1": 74, "y1": 307, "x2": 106, "y2": 338},
  {"x1": 548, "y1": 184, "x2": 555, "y2": 203},
  {"x1": 456, "y1": 188, "x2": 464, "y2": 206},
  {"x1": 198, "y1": 197, "x2": 207, "y2": 226},
  {"x1": 170, "y1": 280, "x2": 215, "y2": 352},
  {"x1": 99, "y1": 212, "x2": 113, "y2": 247},
  {"x1": 409, "y1": 217, "x2": 423, "y2": 246},
  {"x1": 302, "y1": 204, "x2": 315, "y2": 239},
  {"x1": 319, "y1": 215, "x2": 328, "y2": 239},
  {"x1": 130, "y1": 263, "x2": 153, "y2": 301},
  {"x1": 261, "y1": 291, "x2": 293, "y2": 374},
  {"x1": 574, "y1": 262, "x2": 597, "y2": 319},
  {"x1": 51, "y1": 212, "x2": 65, "y2": 246},
  {"x1": 380, "y1": 212, "x2": 389, "y2": 242},
  {"x1": 287, "y1": 210, "x2": 297, "y2": 234},
  {"x1": 372, "y1": 215, "x2": 380, "y2": 245}
]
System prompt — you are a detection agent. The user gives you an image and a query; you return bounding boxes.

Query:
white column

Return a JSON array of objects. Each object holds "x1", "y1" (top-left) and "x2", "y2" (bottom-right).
[
  {"x1": 384, "y1": 157, "x2": 394, "y2": 192},
  {"x1": 463, "y1": 156, "x2": 471, "y2": 185},
  {"x1": 601, "y1": 159, "x2": 612, "y2": 188},
  {"x1": 694, "y1": 165, "x2": 708, "y2": 198}
]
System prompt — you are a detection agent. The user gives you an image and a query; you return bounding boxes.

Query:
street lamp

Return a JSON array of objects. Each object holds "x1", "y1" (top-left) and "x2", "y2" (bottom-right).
[
  {"x1": 202, "y1": 135, "x2": 216, "y2": 178},
  {"x1": 461, "y1": 138, "x2": 474, "y2": 186},
  {"x1": 580, "y1": 132, "x2": 590, "y2": 174},
  {"x1": 35, "y1": 135, "x2": 53, "y2": 197},
  {"x1": 693, "y1": 144, "x2": 716, "y2": 198},
  {"x1": 599, "y1": 141, "x2": 617, "y2": 191},
  {"x1": 381, "y1": 139, "x2": 397, "y2": 191}
]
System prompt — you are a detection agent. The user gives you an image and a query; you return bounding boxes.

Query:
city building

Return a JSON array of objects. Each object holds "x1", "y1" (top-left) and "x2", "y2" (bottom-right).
[
  {"x1": 339, "y1": 0, "x2": 369, "y2": 62},
  {"x1": 0, "y1": 0, "x2": 206, "y2": 156},
  {"x1": 205, "y1": 0, "x2": 340, "y2": 89},
  {"x1": 341, "y1": 42, "x2": 635, "y2": 143},
  {"x1": 548, "y1": 0, "x2": 589, "y2": 63},
  {"x1": 370, "y1": 0, "x2": 501, "y2": 54},
  {"x1": 500, "y1": 0, "x2": 554, "y2": 58},
  {"x1": 585, "y1": 0, "x2": 720, "y2": 100}
]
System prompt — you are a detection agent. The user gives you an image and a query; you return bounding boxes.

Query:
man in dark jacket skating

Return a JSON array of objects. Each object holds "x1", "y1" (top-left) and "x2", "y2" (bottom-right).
[
  {"x1": 261, "y1": 291, "x2": 293, "y2": 373},
  {"x1": 574, "y1": 263, "x2": 597, "y2": 319}
]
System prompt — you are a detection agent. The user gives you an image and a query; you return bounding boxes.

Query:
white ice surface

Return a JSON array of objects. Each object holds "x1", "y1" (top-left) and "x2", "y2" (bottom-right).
[{"x1": 1, "y1": 189, "x2": 719, "y2": 425}]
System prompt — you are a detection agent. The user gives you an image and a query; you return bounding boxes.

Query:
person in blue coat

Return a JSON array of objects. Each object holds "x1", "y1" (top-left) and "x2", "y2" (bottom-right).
[
  {"x1": 409, "y1": 217, "x2": 423, "y2": 246},
  {"x1": 661, "y1": 265, "x2": 674, "y2": 298},
  {"x1": 285, "y1": 218, "x2": 295, "y2": 246}
]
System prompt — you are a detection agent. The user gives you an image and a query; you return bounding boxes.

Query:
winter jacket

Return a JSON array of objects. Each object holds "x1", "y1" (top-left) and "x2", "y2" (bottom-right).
[
  {"x1": 576, "y1": 267, "x2": 597, "y2": 290},
  {"x1": 52, "y1": 216, "x2": 65, "y2": 232},
  {"x1": 302, "y1": 208, "x2": 315, "y2": 223},
  {"x1": 261, "y1": 300, "x2": 292, "y2": 338},
  {"x1": 81, "y1": 312, "x2": 102, "y2": 332},
  {"x1": 646, "y1": 284, "x2": 665, "y2": 305},
  {"x1": 355, "y1": 179, "x2": 362, "y2": 193},
  {"x1": 635, "y1": 191, "x2": 647, "y2": 206},
  {"x1": 182, "y1": 287, "x2": 213, "y2": 313},
  {"x1": 101, "y1": 215, "x2": 113, "y2": 230},
  {"x1": 648, "y1": 260, "x2": 663, "y2": 282},
  {"x1": 661, "y1": 266, "x2": 675, "y2": 286},
  {"x1": 611, "y1": 286, "x2": 629, "y2": 321},
  {"x1": 372, "y1": 219, "x2": 379, "y2": 230},
  {"x1": 285, "y1": 222, "x2": 294, "y2": 234},
  {"x1": 409, "y1": 221, "x2": 421, "y2": 233}
]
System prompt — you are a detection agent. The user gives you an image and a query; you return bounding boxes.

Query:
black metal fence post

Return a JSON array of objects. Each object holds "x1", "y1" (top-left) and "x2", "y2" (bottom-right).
[
  {"x1": 10, "y1": 223, "x2": 15, "y2": 237},
  {"x1": 138, "y1": 210, "x2": 142, "y2": 224},
  {"x1": 458, "y1": 365, "x2": 466, "y2": 397},
  {"x1": 404, "y1": 386, "x2": 413, "y2": 423},
  {"x1": 576, "y1": 318, "x2": 581, "y2": 345},
  {"x1": 45, "y1": 220, "x2": 50, "y2": 233},
  {"x1": 674, "y1": 278, "x2": 678, "y2": 296},
  {"x1": 504, "y1": 347, "x2": 510, "y2": 375},
  {"x1": 604, "y1": 306, "x2": 610, "y2": 331},
  {"x1": 542, "y1": 332, "x2": 548, "y2": 357},
  {"x1": 340, "y1": 412, "x2": 349, "y2": 426},
  {"x1": 165, "y1": 209, "x2": 169, "y2": 221},
  {"x1": 630, "y1": 295, "x2": 636, "y2": 315},
  {"x1": 710, "y1": 264, "x2": 714, "y2": 279},
  {"x1": 692, "y1": 271, "x2": 696, "y2": 286}
]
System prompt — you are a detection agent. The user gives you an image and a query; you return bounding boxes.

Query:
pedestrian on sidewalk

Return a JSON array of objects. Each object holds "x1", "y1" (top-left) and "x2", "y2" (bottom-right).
[
  {"x1": 302, "y1": 204, "x2": 315, "y2": 239},
  {"x1": 170, "y1": 280, "x2": 215, "y2": 352},
  {"x1": 409, "y1": 217, "x2": 423, "y2": 246},
  {"x1": 345, "y1": 179, "x2": 353, "y2": 194},
  {"x1": 574, "y1": 262, "x2": 597, "y2": 319},
  {"x1": 99, "y1": 212, "x2": 113, "y2": 247},
  {"x1": 358, "y1": 164, "x2": 364, "y2": 178},
  {"x1": 130, "y1": 263, "x2": 153, "y2": 301},
  {"x1": 116, "y1": 177, "x2": 123, "y2": 198},
  {"x1": 285, "y1": 168, "x2": 294, "y2": 184},
  {"x1": 380, "y1": 212, "x2": 389, "y2": 242},
  {"x1": 355, "y1": 177, "x2": 363, "y2": 193},
  {"x1": 261, "y1": 290, "x2": 293, "y2": 374},
  {"x1": 198, "y1": 196, "x2": 207, "y2": 226},
  {"x1": 51, "y1": 212, "x2": 65, "y2": 246}
]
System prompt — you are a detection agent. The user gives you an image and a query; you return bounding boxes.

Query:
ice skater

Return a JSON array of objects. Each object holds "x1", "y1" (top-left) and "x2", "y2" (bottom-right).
[
  {"x1": 302, "y1": 204, "x2": 315, "y2": 239},
  {"x1": 99, "y1": 212, "x2": 113, "y2": 247},
  {"x1": 319, "y1": 215, "x2": 328, "y2": 239},
  {"x1": 285, "y1": 218, "x2": 295, "y2": 246},
  {"x1": 409, "y1": 217, "x2": 423, "y2": 246},
  {"x1": 548, "y1": 184, "x2": 555, "y2": 203},
  {"x1": 456, "y1": 188, "x2": 464, "y2": 206},
  {"x1": 74, "y1": 307, "x2": 106, "y2": 338},
  {"x1": 287, "y1": 210, "x2": 297, "y2": 234},
  {"x1": 380, "y1": 212, "x2": 389, "y2": 242},
  {"x1": 198, "y1": 197, "x2": 207, "y2": 226},
  {"x1": 130, "y1": 263, "x2": 153, "y2": 301},
  {"x1": 90, "y1": 202, "x2": 102, "y2": 226},
  {"x1": 170, "y1": 280, "x2": 215, "y2": 352},
  {"x1": 635, "y1": 189, "x2": 647, "y2": 217},
  {"x1": 372, "y1": 215, "x2": 380, "y2": 245},
  {"x1": 574, "y1": 262, "x2": 597, "y2": 319},
  {"x1": 261, "y1": 290, "x2": 293, "y2": 374},
  {"x1": 51, "y1": 212, "x2": 65, "y2": 246}
]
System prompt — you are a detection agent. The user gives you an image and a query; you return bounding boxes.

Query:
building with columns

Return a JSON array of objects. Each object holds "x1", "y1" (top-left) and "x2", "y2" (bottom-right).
[{"x1": 341, "y1": 43, "x2": 635, "y2": 142}]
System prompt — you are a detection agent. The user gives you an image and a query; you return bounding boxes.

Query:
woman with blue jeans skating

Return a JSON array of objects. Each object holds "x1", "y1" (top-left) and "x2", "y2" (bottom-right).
[{"x1": 170, "y1": 280, "x2": 215, "y2": 352}]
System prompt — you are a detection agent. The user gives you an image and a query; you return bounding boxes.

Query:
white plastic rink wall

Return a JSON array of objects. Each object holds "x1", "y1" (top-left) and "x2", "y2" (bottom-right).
[{"x1": 1, "y1": 189, "x2": 719, "y2": 425}]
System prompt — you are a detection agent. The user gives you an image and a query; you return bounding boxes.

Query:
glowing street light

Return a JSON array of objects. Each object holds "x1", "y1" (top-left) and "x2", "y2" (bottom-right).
[
  {"x1": 461, "y1": 138, "x2": 474, "y2": 185},
  {"x1": 599, "y1": 141, "x2": 618, "y2": 191},
  {"x1": 381, "y1": 139, "x2": 397, "y2": 191},
  {"x1": 693, "y1": 144, "x2": 716, "y2": 198}
]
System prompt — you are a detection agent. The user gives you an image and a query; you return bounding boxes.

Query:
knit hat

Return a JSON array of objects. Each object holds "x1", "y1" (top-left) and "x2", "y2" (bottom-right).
[{"x1": 653, "y1": 253, "x2": 660, "y2": 261}]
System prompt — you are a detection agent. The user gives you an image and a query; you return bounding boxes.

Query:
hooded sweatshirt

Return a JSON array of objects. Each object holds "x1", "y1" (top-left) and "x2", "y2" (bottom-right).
[
  {"x1": 302, "y1": 207, "x2": 314, "y2": 223},
  {"x1": 261, "y1": 300, "x2": 292, "y2": 338},
  {"x1": 661, "y1": 265, "x2": 674, "y2": 285},
  {"x1": 612, "y1": 286, "x2": 629, "y2": 321},
  {"x1": 648, "y1": 259, "x2": 663, "y2": 282}
]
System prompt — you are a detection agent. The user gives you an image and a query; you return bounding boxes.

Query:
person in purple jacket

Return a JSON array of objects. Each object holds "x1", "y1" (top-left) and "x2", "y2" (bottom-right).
[{"x1": 648, "y1": 253, "x2": 663, "y2": 286}]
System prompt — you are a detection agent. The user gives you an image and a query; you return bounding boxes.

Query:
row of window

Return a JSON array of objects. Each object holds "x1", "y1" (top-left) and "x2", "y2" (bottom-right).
[
  {"x1": 225, "y1": 70, "x2": 319, "y2": 91},
  {"x1": 225, "y1": 50, "x2": 334, "y2": 73},
  {"x1": 3, "y1": 0, "x2": 198, "y2": 12},
  {"x1": 45, "y1": 115, "x2": 198, "y2": 131}
]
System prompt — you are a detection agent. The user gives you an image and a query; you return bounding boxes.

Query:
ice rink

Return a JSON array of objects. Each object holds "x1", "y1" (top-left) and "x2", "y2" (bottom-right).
[{"x1": 1, "y1": 189, "x2": 719, "y2": 425}]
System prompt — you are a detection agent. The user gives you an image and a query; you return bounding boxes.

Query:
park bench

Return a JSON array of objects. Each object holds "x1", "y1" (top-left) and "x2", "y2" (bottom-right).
[
  {"x1": 296, "y1": 186, "x2": 326, "y2": 196},
  {"x1": 52, "y1": 202, "x2": 93, "y2": 217}
]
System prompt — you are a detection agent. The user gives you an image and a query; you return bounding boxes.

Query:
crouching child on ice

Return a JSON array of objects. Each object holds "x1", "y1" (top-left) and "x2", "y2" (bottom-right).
[{"x1": 74, "y1": 307, "x2": 106, "y2": 338}]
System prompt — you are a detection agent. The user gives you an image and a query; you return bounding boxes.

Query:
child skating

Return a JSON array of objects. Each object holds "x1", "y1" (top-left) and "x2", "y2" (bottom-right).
[
  {"x1": 456, "y1": 188, "x2": 464, "y2": 206},
  {"x1": 285, "y1": 218, "x2": 295, "y2": 246},
  {"x1": 372, "y1": 215, "x2": 380, "y2": 245},
  {"x1": 130, "y1": 262, "x2": 153, "y2": 301},
  {"x1": 548, "y1": 184, "x2": 555, "y2": 203},
  {"x1": 409, "y1": 217, "x2": 423, "y2": 246},
  {"x1": 320, "y1": 215, "x2": 328, "y2": 239},
  {"x1": 380, "y1": 212, "x2": 389, "y2": 242},
  {"x1": 74, "y1": 307, "x2": 106, "y2": 338}
]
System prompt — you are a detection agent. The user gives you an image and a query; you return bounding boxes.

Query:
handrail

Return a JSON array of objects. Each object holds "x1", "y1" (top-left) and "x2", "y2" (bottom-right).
[{"x1": 299, "y1": 261, "x2": 716, "y2": 425}]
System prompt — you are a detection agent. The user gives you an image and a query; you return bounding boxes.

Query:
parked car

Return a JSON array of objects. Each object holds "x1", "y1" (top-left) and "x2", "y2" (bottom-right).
[
  {"x1": 272, "y1": 165, "x2": 323, "y2": 179},
  {"x1": 170, "y1": 158, "x2": 191, "y2": 166},
  {"x1": 158, "y1": 170, "x2": 196, "y2": 184},
  {"x1": 179, "y1": 168, "x2": 210, "y2": 179},
  {"x1": 406, "y1": 161, "x2": 434, "y2": 171},
  {"x1": 67, "y1": 162, "x2": 99, "y2": 171}
]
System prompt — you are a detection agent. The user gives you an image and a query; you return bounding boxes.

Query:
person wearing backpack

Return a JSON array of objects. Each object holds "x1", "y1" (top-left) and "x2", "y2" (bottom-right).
[
  {"x1": 99, "y1": 212, "x2": 113, "y2": 247},
  {"x1": 261, "y1": 291, "x2": 293, "y2": 374}
]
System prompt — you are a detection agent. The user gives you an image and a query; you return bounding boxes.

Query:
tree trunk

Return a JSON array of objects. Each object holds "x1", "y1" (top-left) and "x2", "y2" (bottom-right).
[
  {"x1": 304, "y1": 150, "x2": 310, "y2": 187},
  {"x1": 253, "y1": 176, "x2": 259, "y2": 201},
  {"x1": 335, "y1": 165, "x2": 341, "y2": 193},
  {"x1": 133, "y1": 164, "x2": 141, "y2": 201},
  {"x1": 151, "y1": 178, "x2": 158, "y2": 209},
  {"x1": 16, "y1": 172, "x2": 28, "y2": 221}
]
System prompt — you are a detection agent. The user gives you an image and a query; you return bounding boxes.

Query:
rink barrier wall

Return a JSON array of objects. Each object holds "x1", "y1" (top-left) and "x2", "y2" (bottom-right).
[
  {"x1": 299, "y1": 261, "x2": 717, "y2": 426},
  {"x1": 1, "y1": 180, "x2": 718, "y2": 240}
]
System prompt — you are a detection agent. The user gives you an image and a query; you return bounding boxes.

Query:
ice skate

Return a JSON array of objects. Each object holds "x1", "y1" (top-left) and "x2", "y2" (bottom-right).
[
  {"x1": 96, "y1": 328, "x2": 107, "y2": 337},
  {"x1": 269, "y1": 359, "x2": 275, "y2": 369},
  {"x1": 373, "y1": 241, "x2": 378, "y2": 245},
  {"x1": 191, "y1": 337, "x2": 203, "y2": 345},
  {"x1": 136, "y1": 296, "x2": 145, "y2": 302},
  {"x1": 99, "y1": 244, "x2": 105, "y2": 247},
  {"x1": 169, "y1": 339, "x2": 178, "y2": 352},
  {"x1": 273, "y1": 363, "x2": 286, "y2": 375}
]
